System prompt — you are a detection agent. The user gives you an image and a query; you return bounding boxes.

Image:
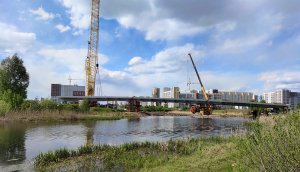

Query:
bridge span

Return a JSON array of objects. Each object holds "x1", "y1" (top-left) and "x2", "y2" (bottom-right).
[{"x1": 59, "y1": 96, "x2": 288, "y2": 110}]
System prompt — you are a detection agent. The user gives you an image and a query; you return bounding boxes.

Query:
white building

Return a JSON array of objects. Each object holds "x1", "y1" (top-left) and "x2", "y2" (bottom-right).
[
  {"x1": 162, "y1": 87, "x2": 180, "y2": 108},
  {"x1": 152, "y1": 87, "x2": 160, "y2": 98},
  {"x1": 262, "y1": 89, "x2": 300, "y2": 110},
  {"x1": 208, "y1": 89, "x2": 254, "y2": 103},
  {"x1": 208, "y1": 89, "x2": 254, "y2": 109}
]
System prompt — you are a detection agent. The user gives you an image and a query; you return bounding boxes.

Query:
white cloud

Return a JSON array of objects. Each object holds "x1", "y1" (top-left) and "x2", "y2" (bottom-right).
[
  {"x1": 37, "y1": 48, "x2": 108, "y2": 72},
  {"x1": 128, "y1": 56, "x2": 143, "y2": 66},
  {"x1": 58, "y1": 0, "x2": 90, "y2": 31},
  {"x1": 259, "y1": 71, "x2": 300, "y2": 92},
  {"x1": 126, "y1": 44, "x2": 205, "y2": 74},
  {"x1": 29, "y1": 7, "x2": 55, "y2": 21},
  {"x1": 215, "y1": 34, "x2": 269, "y2": 54},
  {"x1": 55, "y1": 24, "x2": 71, "y2": 33},
  {"x1": 0, "y1": 22, "x2": 36, "y2": 53}
]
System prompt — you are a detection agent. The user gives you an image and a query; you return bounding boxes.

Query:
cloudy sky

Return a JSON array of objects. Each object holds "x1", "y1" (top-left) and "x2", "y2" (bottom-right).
[{"x1": 0, "y1": 0, "x2": 300, "y2": 99}]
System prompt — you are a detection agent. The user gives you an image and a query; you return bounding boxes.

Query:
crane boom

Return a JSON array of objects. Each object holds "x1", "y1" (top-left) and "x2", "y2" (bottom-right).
[
  {"x1": 85, "y1": 0, "x2": 100, "y2": 96},
  {"x1": 188, "y1": 53, "x2": 209, "y2": 101}
]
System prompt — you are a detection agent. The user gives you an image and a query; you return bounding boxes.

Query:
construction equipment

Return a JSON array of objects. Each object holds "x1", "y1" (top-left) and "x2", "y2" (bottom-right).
[
  {"x1": 68, "y1": 75, "x2": 84, "y2": 85},
  {"x1": 85, "y1": 0, "x2": 100, "y2": 96},
  {"x1": 188, "y1": 53, "x2": 213, "y2": 115}
]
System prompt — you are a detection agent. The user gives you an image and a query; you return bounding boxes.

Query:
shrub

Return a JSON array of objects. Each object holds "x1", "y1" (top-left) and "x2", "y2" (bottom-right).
[
  {"x1": 21, "y1": 100, "x2": 41, "y2": 111},
  {"x1": 238, "y1": 111, "x2": 300, "y2": 171},
  {"x1": 63, "y1": 103, "x2": 79, "y2": 112},
  {"x1": 0, "y1": 89, "x2": 23, "y2": 109},
  {"x1": 79, "y1": 99, "x2": 90, "y2": 112},
  {"x1": 40, "y1": 99, "x2": 60, "y2": 111},
  {"x1": 0, "y1": 100, "x2": 11, "y2": 116}
]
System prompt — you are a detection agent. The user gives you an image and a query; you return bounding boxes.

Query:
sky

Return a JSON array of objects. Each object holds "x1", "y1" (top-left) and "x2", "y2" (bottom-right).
[{"x1": 0, "y1": 0, "x2": 300, "y2": 99}]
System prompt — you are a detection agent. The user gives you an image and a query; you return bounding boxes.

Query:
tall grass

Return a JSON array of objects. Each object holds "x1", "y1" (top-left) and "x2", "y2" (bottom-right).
[
  {"x1": 238, "y1": 110, "x2": 300, "y2": 171},
  {"x1": 34, "y1": 137, "x2": 230, "y2": 169}
]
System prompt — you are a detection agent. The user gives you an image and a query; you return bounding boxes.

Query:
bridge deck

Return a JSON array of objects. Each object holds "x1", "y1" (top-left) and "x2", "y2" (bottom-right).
[{"x1": 58, "y1": 96, "x2": 288, "y2": 109}]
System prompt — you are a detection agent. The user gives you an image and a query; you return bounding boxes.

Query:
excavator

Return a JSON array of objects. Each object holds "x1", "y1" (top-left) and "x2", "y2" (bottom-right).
[{"x1": 188, "y1": 53, "x2": 213, "y2": 115}]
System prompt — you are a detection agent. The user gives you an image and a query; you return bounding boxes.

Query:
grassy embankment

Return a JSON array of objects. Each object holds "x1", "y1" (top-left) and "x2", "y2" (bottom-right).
[
  {"x1": 0, "y1": 110, "x2": 139, "y2": 122},
  {"x1": 35, "y1": 110, "x2": 300, "y2": 171}
]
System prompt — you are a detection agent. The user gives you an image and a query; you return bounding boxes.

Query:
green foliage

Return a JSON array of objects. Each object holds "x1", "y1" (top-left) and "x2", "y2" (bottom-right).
[
  {"x1": 238, "y1": 111, "x2": 300, "y2": 171},
  {"x1": 40, "y1": 99, "x2": 61, "y2": 111},
  {"x1": 35, "y1": 148, "x2": 70, "y2": 166},
  {"x1": 0, "y1": 54, "x2": 29, "y2": 99},
  {"x1": 63, "y1": 103, "x2": 79, "y2": 111},
  {"x1": 0, "y1": 89, "x2": 23, "y2": 109},
  {"x1": 79, "y1": 99, "x2": 90, "y2": 112},
  {"x1": 297, "y1": 102, "x2": 300, "y2": 109},
  {"x1": 90, "y1": 107, "x2": 113, "y2": 112},
  {"x1": 77, "y1": 145, "x2": 93, "y2": 155},
  {"x1": 0, "y1": 100, "x2": 11, "y2": 116},
  {"x1": 21, "y1": 100, "x2": 41, "y2": 111},
  {"x1": 180, "y1": 106, "x2": 189, "y2": 111},
  {"x1": 141, "y1": 106, "x2": 173, "y2": 112},
  {"x1": 260, "y1": 99, "x2": 266, "y2": 103}
]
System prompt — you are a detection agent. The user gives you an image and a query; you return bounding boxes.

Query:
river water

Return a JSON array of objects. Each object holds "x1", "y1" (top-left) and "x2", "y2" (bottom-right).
[{"x1": 0, "y1": 116, "x2": 248, "y2": 171}]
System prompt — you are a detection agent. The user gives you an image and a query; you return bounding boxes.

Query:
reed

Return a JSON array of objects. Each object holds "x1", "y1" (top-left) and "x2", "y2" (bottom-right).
[{"x1": 237, "y1": 110, "x2": 300, "y2": 171}]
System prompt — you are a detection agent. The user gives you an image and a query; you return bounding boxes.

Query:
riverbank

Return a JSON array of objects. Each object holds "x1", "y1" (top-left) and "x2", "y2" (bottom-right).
[
  {"x1": 0, "y1": 109, "x2": 250, "y2": 122},
  {"x1": 141, "y1": 109, "x2": 250, "y2": 117},
  {"x1": 35, "y1": 137, "x2": 240, "y2": 171},
  {"x1": 34, "y1": 110, "x2": 300, "y2": 171},
  {"x1": 0, "y1": 110, "x2": 141, "y2": 122}
]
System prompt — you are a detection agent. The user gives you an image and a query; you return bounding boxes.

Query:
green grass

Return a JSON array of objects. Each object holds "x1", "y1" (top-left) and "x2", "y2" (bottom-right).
[
  {"x1": 236, "y1": 110, "x2": 300, "y2": 171},
  {"x1": 35, "y1": 137, "x2": 236, "y2": 171}
]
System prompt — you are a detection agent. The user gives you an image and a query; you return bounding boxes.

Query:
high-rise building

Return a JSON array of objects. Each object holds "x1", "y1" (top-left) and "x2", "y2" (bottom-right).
[
  {"x1": 290, "y1": 92, "x2": 300, "y2": 110},
  {"x1": 152, "y1": 88, "x2": 160, "y2": 98},
  {"x1": 262, "y1": 89, "x2": 300, "y2": 110},
  {"x1": 208, "y1": 89, "x2": 254, "y2": 103},
  {"x1": 162, "y1": 87, "x2": 180, "y2": 108}
]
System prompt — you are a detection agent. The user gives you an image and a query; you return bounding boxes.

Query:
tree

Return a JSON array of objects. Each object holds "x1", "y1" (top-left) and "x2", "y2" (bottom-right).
[
  {"x1": 260, "y1": 99, "x2": 266, "y2": 103},
  {"x1": 0, "y1": 54, "x2": 29, "y2": 99},
  {"x1": 297, "y1": 102, "x2": 300, "y2": 110}
]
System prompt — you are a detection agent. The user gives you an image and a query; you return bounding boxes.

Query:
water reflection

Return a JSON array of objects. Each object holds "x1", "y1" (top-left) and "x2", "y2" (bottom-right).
[
  {"x1": 0, "y1": 122, "x2": 26, "y2": 166},
  {"x1": 0, "y1": 116, "x2": 247, "y2": 169}
]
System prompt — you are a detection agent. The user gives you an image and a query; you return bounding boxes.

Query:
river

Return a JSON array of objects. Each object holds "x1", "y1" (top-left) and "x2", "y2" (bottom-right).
[{"x1": 0, "y1": 116, "x2": 248, "y2": 171}]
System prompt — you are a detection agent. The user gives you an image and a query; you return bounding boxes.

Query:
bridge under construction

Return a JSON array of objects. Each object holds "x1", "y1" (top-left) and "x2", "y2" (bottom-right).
[{"x1": 58, "y1": 96, "x2": 288, "y2": 112}]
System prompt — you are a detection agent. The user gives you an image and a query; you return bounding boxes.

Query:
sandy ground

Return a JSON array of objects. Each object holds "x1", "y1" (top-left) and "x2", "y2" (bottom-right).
[{"x1": 139, "y1": 110, "x2": 248, "y2": 118}]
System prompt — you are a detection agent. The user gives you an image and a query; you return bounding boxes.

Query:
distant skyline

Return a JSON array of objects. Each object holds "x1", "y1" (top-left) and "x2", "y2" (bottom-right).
[{"x1": 0, "y1": 0, "x2": 299, "y2": 99}]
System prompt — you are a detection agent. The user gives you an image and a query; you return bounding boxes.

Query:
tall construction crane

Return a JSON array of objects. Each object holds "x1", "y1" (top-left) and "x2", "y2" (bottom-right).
[
  {"x1": 85, "y1": 0, "x2": 100, "y2": 96},
  {"x1": 188, "y1": 53, "x2": 213, "y2": 115}
]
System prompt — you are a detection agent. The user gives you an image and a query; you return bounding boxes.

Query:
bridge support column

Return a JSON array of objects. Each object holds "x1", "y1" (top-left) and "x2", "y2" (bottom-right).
[{"x1": 128, "y1": 97, "x2": 140, "y2": 112}]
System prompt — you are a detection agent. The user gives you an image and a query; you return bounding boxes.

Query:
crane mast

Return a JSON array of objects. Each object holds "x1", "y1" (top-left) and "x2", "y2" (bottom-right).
[
  {"x1": 188, "y1": 53, "x2": 212, "y2": 115},
  {"x1": 188, "y1": 53, "x2": 209, "y2": 101},
  {"x1": 85, "y1": 0, "x2": 100, "y2": 96}
]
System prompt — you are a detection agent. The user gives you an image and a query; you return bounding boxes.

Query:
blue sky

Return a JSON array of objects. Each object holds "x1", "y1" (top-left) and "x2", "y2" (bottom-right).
[{"x1": 0, "y1": 0, "x2": 300, "y2": 99}]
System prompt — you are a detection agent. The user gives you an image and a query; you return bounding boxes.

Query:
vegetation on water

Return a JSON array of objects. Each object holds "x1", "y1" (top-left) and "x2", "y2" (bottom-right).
[{"x1": 34, "y1": 110, "x2": 300, "y2": 171}]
